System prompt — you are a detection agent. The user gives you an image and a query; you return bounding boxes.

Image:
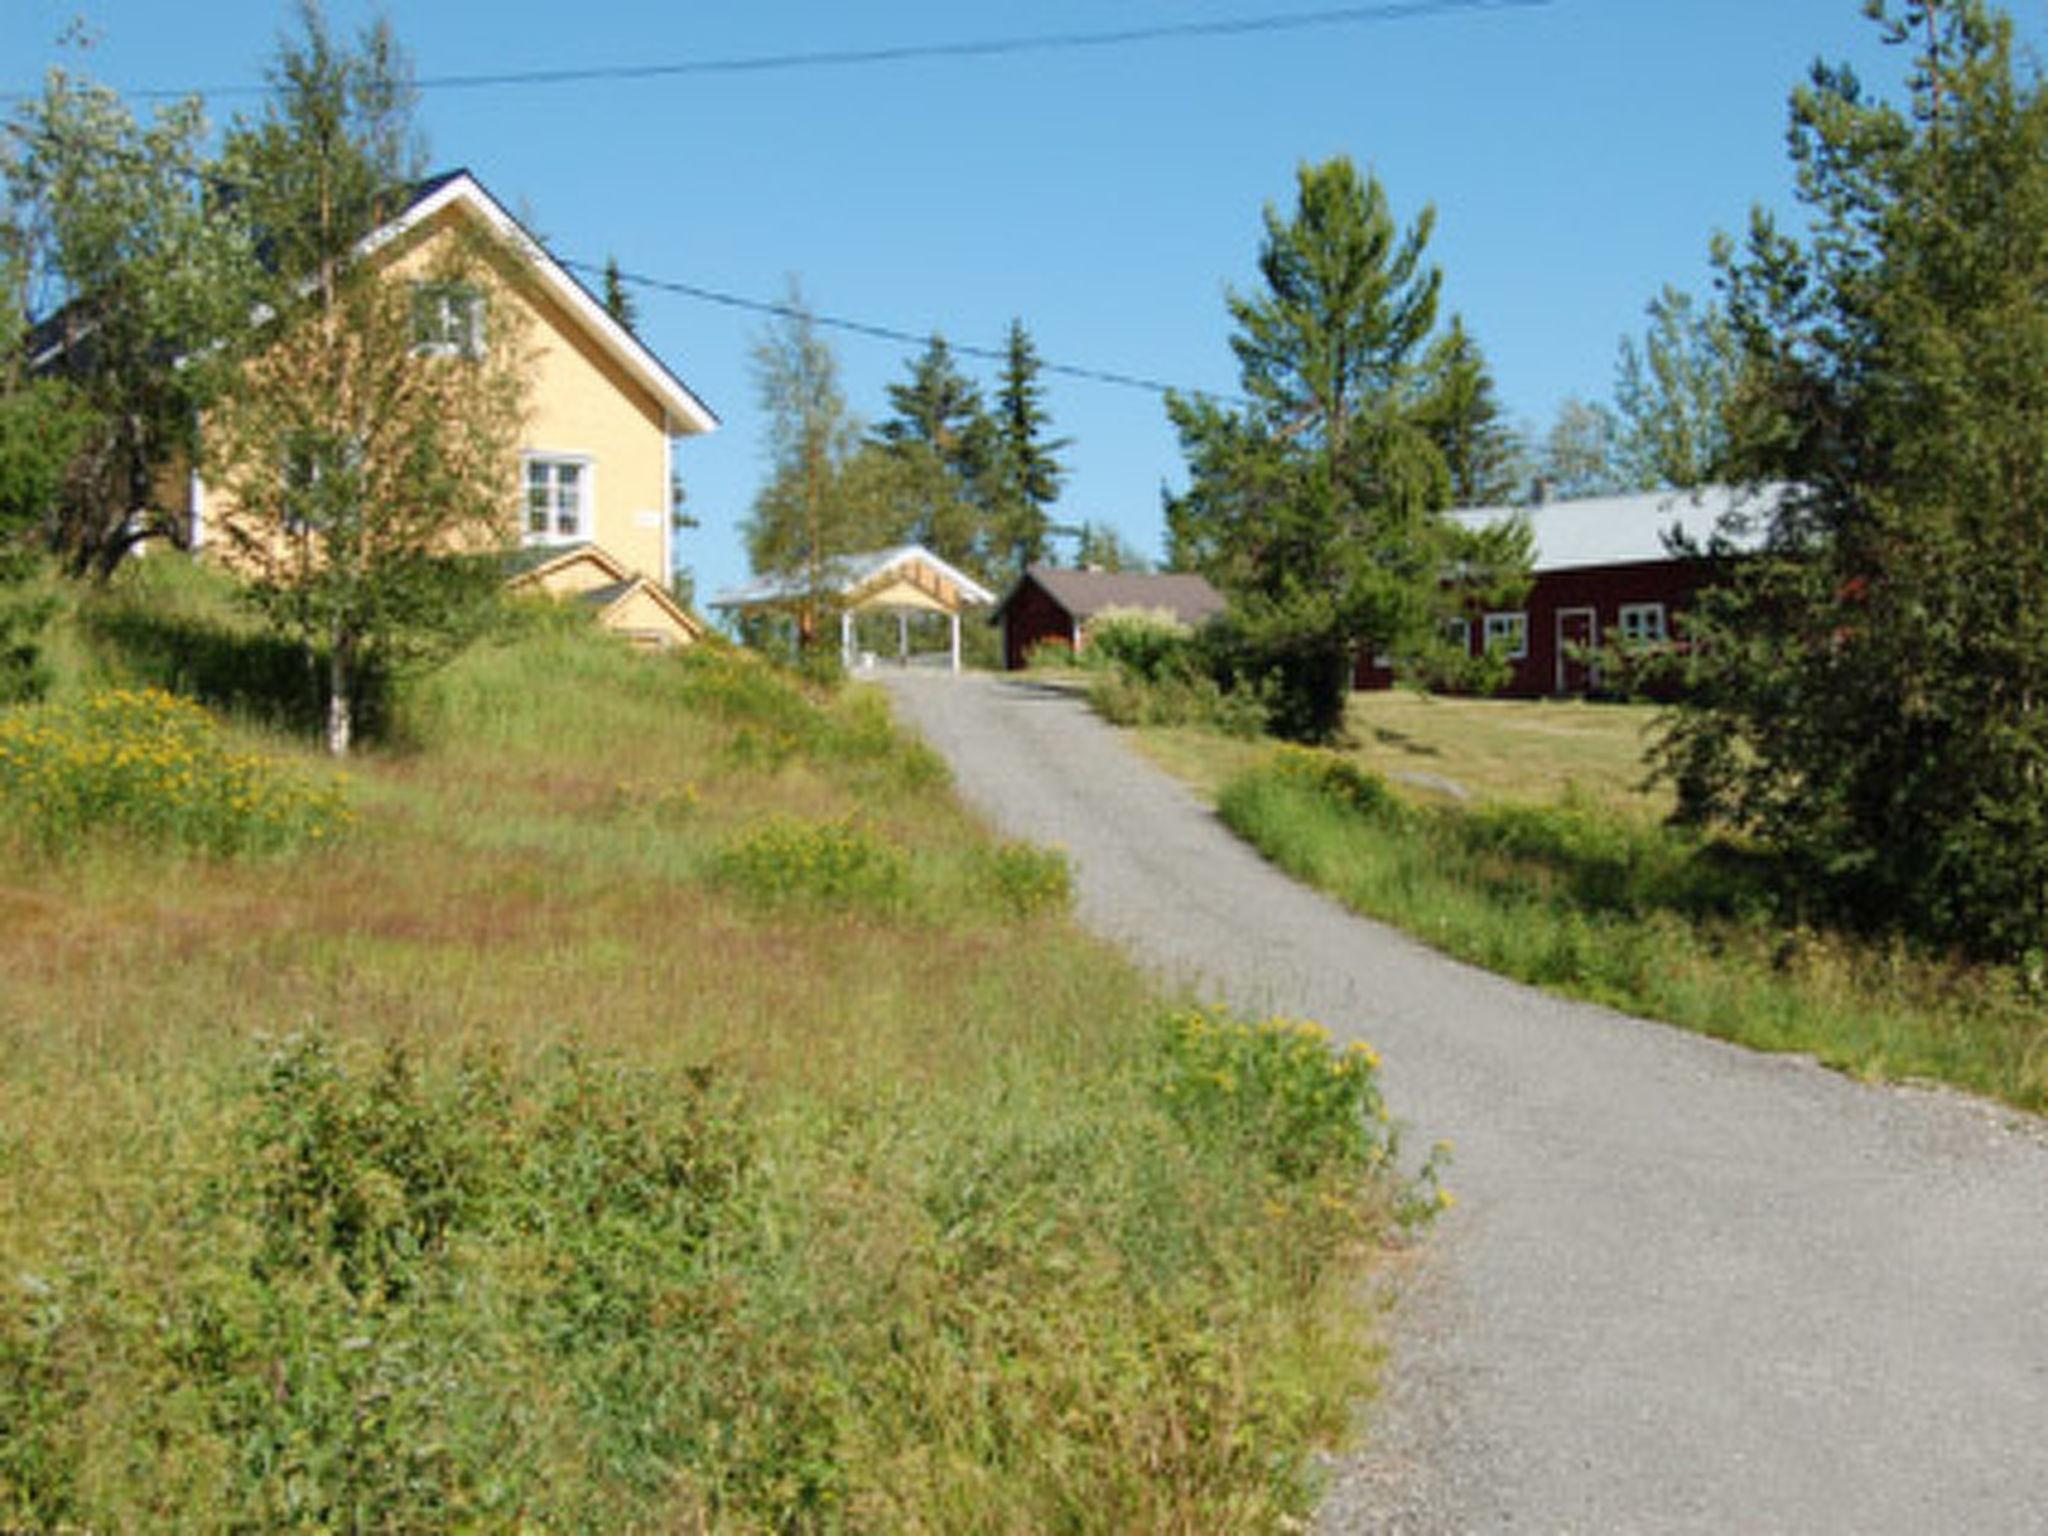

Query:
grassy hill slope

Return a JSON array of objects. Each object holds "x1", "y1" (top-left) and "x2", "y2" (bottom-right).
[{"x1": 0, "y1": 572, "x2": 1428, "y2": 1531}]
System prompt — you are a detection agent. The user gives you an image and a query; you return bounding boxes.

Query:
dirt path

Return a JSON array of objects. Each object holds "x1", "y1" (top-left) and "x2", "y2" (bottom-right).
[{"x1": 878, "y1": 670, "x2": 2048, "y2": 1533}]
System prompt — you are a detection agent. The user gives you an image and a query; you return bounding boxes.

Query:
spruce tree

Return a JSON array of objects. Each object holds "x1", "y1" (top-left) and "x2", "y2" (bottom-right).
[{"x1": 989, "y1": 318, "x2": 1068, "y2": 575}]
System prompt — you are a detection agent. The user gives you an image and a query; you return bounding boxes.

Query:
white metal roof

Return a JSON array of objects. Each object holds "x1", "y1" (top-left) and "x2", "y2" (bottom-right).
[{"x1": 1451, "y1": 484, "x2": 1786, "y2": 573}]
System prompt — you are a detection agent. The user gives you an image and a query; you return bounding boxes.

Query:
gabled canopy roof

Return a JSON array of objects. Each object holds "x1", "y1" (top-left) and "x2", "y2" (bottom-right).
[
  {"x1": 1449, "y1": 484, "x2": 1787, "y2": 573},
  {"x1": 711, "y1": 545, "x2": 996, "y2": 614},
  {"x1": 994, "y1": 565, "x2": 1228, "y2": 627}
]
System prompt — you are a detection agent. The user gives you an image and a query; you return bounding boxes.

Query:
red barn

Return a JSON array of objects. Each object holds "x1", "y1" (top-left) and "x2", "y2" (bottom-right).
[
  {"x1": 991, "y1": 566, "x2": 1229, "y2": 672},
  {"x1": 1354, "y1": 485, "x2": 1782, "y2": 698}
]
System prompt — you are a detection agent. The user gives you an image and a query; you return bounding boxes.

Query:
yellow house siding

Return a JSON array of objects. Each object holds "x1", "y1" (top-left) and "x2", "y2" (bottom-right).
[
  {"x1": 188, "y1": 188, "x2": 693, "y2": 591},
  {"x1": 518, "y1": 275, "x2": 672, "y2": 582},
  {"x1": 601, "y1": 584, "x2": 699, "y2": 649}
]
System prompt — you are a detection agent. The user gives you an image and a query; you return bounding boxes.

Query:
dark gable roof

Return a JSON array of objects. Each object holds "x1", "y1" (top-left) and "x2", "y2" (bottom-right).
[{"x1": 1004, "y1": 566, "x2": 1228, "y2": 627}]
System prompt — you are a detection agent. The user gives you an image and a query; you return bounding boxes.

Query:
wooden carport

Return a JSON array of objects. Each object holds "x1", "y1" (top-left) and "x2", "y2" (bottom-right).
[{"x1": 711, "y1": 545, "x2": 995, "y2": 673}]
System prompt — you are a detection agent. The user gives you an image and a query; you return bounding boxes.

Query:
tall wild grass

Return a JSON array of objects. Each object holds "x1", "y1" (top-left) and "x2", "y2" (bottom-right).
[
  {"x1": 1219, "y1": 748, "x2": 2048, "y2": 1113},
  {"x1": 0, "y1": 612, "x2": 1427, "y2": 1530}
]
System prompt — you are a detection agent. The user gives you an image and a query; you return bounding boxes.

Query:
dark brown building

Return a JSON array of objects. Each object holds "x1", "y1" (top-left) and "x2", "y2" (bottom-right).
[
  {"x1": 1353, "y1": 485, "x2": 1780, "y2": 698},
  {"x1": 991, "y1": 566, "x2": 1229, "y2": 672}
]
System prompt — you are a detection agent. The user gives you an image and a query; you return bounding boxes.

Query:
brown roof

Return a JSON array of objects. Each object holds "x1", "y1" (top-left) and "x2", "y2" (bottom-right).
[{"x1": 999, "y1": 566, "x2": 1229, "y2": 627}]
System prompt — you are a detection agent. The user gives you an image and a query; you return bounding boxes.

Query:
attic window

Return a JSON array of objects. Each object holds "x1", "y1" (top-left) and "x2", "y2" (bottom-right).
[
  {"x1": 524, "y1": 455, "x2": 588, "y2": 543},
  {"x1": 412, "y1": 280, "x2": 486, "y2": 358}
]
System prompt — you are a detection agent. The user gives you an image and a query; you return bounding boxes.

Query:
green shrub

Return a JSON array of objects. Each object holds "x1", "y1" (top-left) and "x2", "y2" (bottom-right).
[
  {"x1": 0, "y1": 687, "x2": 351, "y2": 856},
  {"x1": 1084, "y1": 607, "x2": 1196, "y2": 682},
  {"x1": 1154, "y1": 1008, "x2": 1405, "y2": 1188},
  {"x1": 711, "y1": 813, "x2": 910, "y2": 913},
  {"x1": 976, "y1": 838, "x2": 1073, "y2": 918},
  {"x1": 1265, "y1": 743, "x2": 1406, "y2": 821}
]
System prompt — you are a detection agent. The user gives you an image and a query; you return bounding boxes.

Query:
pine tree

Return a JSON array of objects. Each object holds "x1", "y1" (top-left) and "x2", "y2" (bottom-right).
[
  {"x1": 1166, "y1": 157, "x2": 1527, "y2": 739},
  {"x1": 1662, "y1": 0, "x2": 2048, "y2": 958}
]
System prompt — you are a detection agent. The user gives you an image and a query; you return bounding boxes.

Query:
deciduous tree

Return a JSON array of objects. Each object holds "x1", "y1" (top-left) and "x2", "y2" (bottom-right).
[
  {"x1": 209, "y1": 2, "x2": 528, "y2": 757},
  {"x1": 4, "y1": 70, "x2": 253, "y2": 576}
]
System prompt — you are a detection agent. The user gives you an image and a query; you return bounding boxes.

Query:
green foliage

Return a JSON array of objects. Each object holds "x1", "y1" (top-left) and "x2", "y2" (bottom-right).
[
  {"x1": 1083, "y1": 605, "x2": 1197, "y2": 681},
  {"x1": 1166, "y1": 157, "x2": 1527, "y2": 740},
  {"x1": 1414, "y1": 315, "x2": 1526, "y2": 504},
  {"x1": 208, "y1": 9, "x2": 523, "y2": 758},
  {"x1": 1080, "y1": 609, "x2": 1270, "y2": 737},
  {"x1": 1216, "y1": 743, "x2": 2047, "y2": 1111},
  {"x1": 1664, "y1": 0, "x2": 2048, "y2": 960},
  {"x1": 711, "y1": 813, "x2": 911, "y2": 913},
  {"x1": 1264, "y1": 743, "x2": 1407, "y2": 822},
  {"x1": 987, "y1": 318, "x2": 1069, "y2": 576},
  {"x1": 1612, "y1": 285, "x2": 1739, "y2": 490},
  {"x1": 0, "y1": 687, "x2": 351, "y2": 855},
  {"x1": 1153, "y1": 1009, "x2": 1412, "y2": 1191},
  {"x1": 5, "y1": 70, "x2": 256, "y2": 577},
  {"x1": 977, "y1": 837, "x2": 1073, "y2": 917}
]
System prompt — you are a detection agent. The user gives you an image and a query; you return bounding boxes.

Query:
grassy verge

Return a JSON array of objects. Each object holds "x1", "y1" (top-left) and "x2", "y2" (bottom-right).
[
  {"x1": 0, "y1": 594, "x2": 1430, "y2": 1530},
  {"x1": 1211, "y1": 744, "x2": 2048, "y2": 1115}
]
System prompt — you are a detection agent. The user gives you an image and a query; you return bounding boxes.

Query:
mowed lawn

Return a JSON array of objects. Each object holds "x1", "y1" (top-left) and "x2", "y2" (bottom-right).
[{"x1": 1139, "y1": 689, "x2": 1670, "y2": 814}]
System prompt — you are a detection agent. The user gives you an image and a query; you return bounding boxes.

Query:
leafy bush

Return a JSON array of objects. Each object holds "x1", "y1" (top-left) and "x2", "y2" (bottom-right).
[
  {"x1": 975, "y1": 838, "x2": 1073, "y2": 917},
  {"x1": 1157, "y1": 1009, "x2": 1387, "y2": 1182},
  {"x1": 1083, "y1": 607, "x2": 1196, "y2": 681},
  {"x1": 0, "y1": 688, "x2": 351, "y2": 856},
  {"x1": 1265, "y1": 743, "x2": 1406, "y2": 822},
  {"x1": 711, "y1": 813, "x2": 910, "y2": 913}
]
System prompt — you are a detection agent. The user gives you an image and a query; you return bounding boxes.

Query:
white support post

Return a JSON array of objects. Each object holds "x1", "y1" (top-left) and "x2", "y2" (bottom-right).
[
  {"x1": 841, "y1": 607, "x2": 855, "y2": 672},
  {"x1": 898, "y1": 612, "x2": 909, "y2": 665},
  {"x1": 950, "y1": 612, "x2": 961, "y2": 673}
]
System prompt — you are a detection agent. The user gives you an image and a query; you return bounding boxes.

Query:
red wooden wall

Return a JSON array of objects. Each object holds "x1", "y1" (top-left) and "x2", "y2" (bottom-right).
[{"x1": 1352, "y1": 558, "x2": 1713, "y2": 698}]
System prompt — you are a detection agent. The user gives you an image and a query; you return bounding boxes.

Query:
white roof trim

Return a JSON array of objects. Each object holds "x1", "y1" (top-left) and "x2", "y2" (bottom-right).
[
  {"x1": 365, "y1": 172, "x2": 718, "y2": 436},
  {"x1": 711, "y1": 543, "x2": 997, "y2": 610}
]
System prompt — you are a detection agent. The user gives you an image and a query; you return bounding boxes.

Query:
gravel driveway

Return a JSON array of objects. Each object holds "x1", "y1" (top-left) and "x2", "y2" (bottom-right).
[{"x1": 877, "y1": 669, "x2": 2048, "y2": 1534}]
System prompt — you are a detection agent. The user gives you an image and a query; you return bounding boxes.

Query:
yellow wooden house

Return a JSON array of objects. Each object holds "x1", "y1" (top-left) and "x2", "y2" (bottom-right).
[{"x1": 179, "y1": 169, "x2": 718, "y2": 648}]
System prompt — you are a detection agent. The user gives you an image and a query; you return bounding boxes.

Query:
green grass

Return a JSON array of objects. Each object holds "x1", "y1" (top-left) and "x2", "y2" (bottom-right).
[
  {"x1": 0, "y1": 590, "x2": 1430, "y2": 1531},
  {"x1": 1137, "y1": 689, "x2": 1671, "y2": 812},
  {"x1": 1208, "y1": 743, "x2": 2048, "y2": 1116}
]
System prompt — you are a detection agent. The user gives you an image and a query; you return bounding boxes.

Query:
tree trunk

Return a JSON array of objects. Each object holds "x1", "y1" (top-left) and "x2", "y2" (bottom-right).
[{"x1": 326, "y1": 627, "x2": 354, "y2": 759}]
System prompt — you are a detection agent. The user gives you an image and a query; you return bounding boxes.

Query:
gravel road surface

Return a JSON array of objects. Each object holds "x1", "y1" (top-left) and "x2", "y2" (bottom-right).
[{"x1": 878, "y1": 669, "x2": 2048, "y2": 1534}]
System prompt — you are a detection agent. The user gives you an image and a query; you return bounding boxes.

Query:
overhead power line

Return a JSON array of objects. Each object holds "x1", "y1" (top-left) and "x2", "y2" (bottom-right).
[
  {"x1": 4, "y1": 0, "x2": 1550, "y2": 103},
  {"x1": 561, "y1": 258, "x2": 1250, "y2": 408}
]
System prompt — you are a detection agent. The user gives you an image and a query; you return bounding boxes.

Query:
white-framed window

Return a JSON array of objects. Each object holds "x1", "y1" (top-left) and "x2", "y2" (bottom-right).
[
  {"x1": 1619, "y1": 602, "x2": 1668, "y2": 644},
  {"x1": 524, "y1": 454, "x2": 591, "y2": 543},
  {"x1": 1484, "y1": 610, "x2": 1528, "y2": 660},
  {"x1": 1442, "y1": 616, "x2": 1472, "y2": 653},
  {"x1": 282, "y1": 431, "x2": 363, "y2": 536},
  {"x1": 412, "y1": 279, "x2": 487, "y2": 358}
]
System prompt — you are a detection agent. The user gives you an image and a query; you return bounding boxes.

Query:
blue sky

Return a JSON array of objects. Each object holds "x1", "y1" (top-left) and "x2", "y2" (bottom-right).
[{"x1": 6, "y1": 1, "x2": 2027, "y2": 605}]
